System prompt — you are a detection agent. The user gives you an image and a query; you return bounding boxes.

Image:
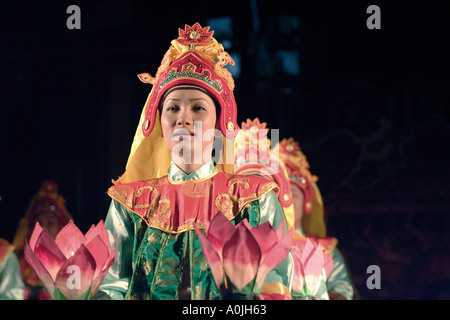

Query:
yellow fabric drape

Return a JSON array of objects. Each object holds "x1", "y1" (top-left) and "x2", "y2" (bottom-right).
[{"x1": 301, "y1": 181, "x2": 327, "y2": 238}]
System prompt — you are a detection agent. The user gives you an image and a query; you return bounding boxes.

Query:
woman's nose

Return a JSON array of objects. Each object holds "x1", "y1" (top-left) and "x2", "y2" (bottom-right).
[{"x1": 176, "y1": 110, "x2": 193, "y2": 126}]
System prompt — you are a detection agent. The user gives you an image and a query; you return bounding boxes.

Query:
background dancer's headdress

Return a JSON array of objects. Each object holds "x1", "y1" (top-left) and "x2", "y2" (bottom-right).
[
  {"x1": 13, "y1": 180, "x2": 72, "y2": 251},
  {"x1": 234, "y1": 118, "x2": 296, "y2": 231},
  {"x1": 274, "y1": 138, "x2": 327, "y2": 237}
]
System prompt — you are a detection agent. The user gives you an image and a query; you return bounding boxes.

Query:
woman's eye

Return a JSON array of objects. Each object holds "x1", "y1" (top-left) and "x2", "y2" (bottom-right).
[
  {"x1": 193, "y1": 105, "x2": 205, "y2": 111},
  {"x1": 166, "y1": 105, "x2": 179, "y2": 112}
]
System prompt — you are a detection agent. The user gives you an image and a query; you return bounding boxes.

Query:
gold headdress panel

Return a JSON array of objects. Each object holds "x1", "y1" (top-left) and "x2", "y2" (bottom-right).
[
  {"x1": 115, "y1": 23, "x2": 239, "y2": 184},
  {"x1": 273, "y1": 138, "x2": 327, "y2": 238}
]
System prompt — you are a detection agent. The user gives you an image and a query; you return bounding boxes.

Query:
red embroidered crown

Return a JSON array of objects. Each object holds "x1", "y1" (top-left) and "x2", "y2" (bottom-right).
[{"x1": 137, "y1": 23, "x2": 239, "y2": 138}]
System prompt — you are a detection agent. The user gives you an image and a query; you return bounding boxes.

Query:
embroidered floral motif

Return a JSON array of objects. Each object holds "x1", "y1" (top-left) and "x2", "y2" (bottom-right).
[
  {"x1": 182, "y1": 63, "x2": 195, "y2": 74},
  {"x1": 181, "y1": 179, "x2": 212, "y2": 198},
  {"x1": 155, "y1": 199, "x2": 170, "y2": 221},
  {"x1": 201, "y1": 69, "x2": 211, "y2": 79},
  {"x1": 148, "y1": 176, "x2": 168, "y2": 186},
  {"x1": 177, "y1": 23, "x2": 214, "y2": 46},
  {"x1": 142, "y1": 260, "x2": 153, "y2": 276},
  {"x1": 154, "y1": 256, "x2": 179, "y2": 288},
  {"x1": 215, "y1": 193, "x2": 234, "y2": 218},
  {"x1": 146, "y1": 231, "x2": 162, "y2": 248}
]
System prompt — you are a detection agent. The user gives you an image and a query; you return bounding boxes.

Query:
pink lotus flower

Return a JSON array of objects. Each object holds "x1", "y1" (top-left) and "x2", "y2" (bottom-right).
[
  {"x1": 194, "y1": 212, "x2": 292, "y2": 296},
  {"x1": 24, "y1": 220, "x2": 115, "y2": 300},
  {"x1": 291, "y1": 238, "x2": 328, "y2": 296},
  {"x1": 308, "y1": 236, "x2": 335, "y2": 279}
]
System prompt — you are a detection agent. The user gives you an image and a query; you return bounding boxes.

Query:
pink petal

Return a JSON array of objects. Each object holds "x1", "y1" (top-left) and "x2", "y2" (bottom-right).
[
  {"x1": 194, "y1": 224, "x2": 224, "y2": 290},
  {"x1": 91, "y1": 235, "x2": 116, "y2": 296},
  {"x1": 24, "y1": 242, "x2": 56, "y2": 297},
  {"x1": 300, "y1": 239, "x2": 315, "y2": 265},
  {"x1": 203, "y1": 219, "x2": 210, "y2": 233},
  {"x1": 255, "y1": 229, "x2": 292, "y2": 288},
  {"x1": 85, "y1": 220, "x2": 111, "y2": 256},
  {"x1": 206, "y1": 212, "x2": 235, "y2": 256},
  {"x1": 303, "y1": 245, "x2": 324, "y2": 293},
  {"x1": 90, "y1": 266, "x2": 111, "y2": 298},
  {"x1": 291, "y1": 247, "x2": 305, "y2": 293},
  {"x1": 29, "y1": 222, "x2": 43, "y2": 250},
  {"x1": 292, "y1": 238, "x2": 307, "y2": 253},
  {"x1": 222, "y1": 222, "x2": 261, "y2": 291},
  {"x1": 55, "y1": 220, "x2": 86, "y2": 259},
  {"x1": 33, "y1": 229, "x2": 67, "y2": 281},
  {"x1": 275, "y1": 221, "x2": 285, "y2": 241},
  {"x1": 84, "y1": 235, "x2": 109, "y2": 278},
  {"x1": 251, "y1": 221, "x2": 278, "y2": 257},
  {"x1": 55, "y1": 245, "x2": 96, "y2": 300}
]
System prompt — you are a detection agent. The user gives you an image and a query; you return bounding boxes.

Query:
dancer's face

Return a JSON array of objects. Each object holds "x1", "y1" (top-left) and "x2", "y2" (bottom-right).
[
  {"x1": 161, "y1": 88, "x2": 217, "y2": 169},
  {"x1": 35, "y1": 211, "x2": 61, "y2": 240}
]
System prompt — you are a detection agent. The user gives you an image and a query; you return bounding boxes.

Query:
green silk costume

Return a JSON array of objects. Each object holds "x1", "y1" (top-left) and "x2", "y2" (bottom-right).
[
  {"x1": 0, "y1": 240, "x2": 25, "y2": 300},
  {"x1": 98, "y1": 161, "x2": 294, "y2": 300}
]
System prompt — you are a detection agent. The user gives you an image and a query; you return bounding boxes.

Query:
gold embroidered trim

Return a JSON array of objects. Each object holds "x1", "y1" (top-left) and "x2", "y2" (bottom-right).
[
  {"x1": 215, "y1": 193, "x2": 234, "y2": 218},
  {"x1": 155, "y1": 199, "x2": 171, "y2": 219},
  {"x1": 146, "y1": 176, "x2": 168, "y2": 186},
  {"x1": 108, "y1": 185, "x2": 159, "y2": 211}
]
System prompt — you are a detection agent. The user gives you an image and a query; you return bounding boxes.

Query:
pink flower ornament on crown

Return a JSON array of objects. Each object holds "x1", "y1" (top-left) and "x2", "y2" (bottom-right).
[{"x1": 177, "y1": 22, "x2": 214, "y2": 47}]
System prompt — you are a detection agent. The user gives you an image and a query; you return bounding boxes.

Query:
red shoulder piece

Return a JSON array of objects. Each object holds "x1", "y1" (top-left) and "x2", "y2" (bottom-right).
[{"x1": 107, "y1": 172, "x2": 279, "y2": 233}]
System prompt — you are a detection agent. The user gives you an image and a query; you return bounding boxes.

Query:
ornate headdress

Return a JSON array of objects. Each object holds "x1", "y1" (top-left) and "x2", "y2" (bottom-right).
[
  {"x1": 13, "y1": 180, "x2": 72, "y2": 251},
  {"x1": 274, "y1": 138, "x2": 327, "y2": 238},
  {"x1": 233, "y1": 118, "x2": 296, "y2": 231},
  {"x1": 115, "y1": 23, "x2": 239, "y2": 184},
  {"x1": 25, "y1": 180, "x2": 71, "y2": 225}
]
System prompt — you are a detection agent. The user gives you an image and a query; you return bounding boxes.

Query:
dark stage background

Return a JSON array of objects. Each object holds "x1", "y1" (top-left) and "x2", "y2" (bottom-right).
[{"x1": 1, "y1": 1, "x2": 448, "y2": 299}]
